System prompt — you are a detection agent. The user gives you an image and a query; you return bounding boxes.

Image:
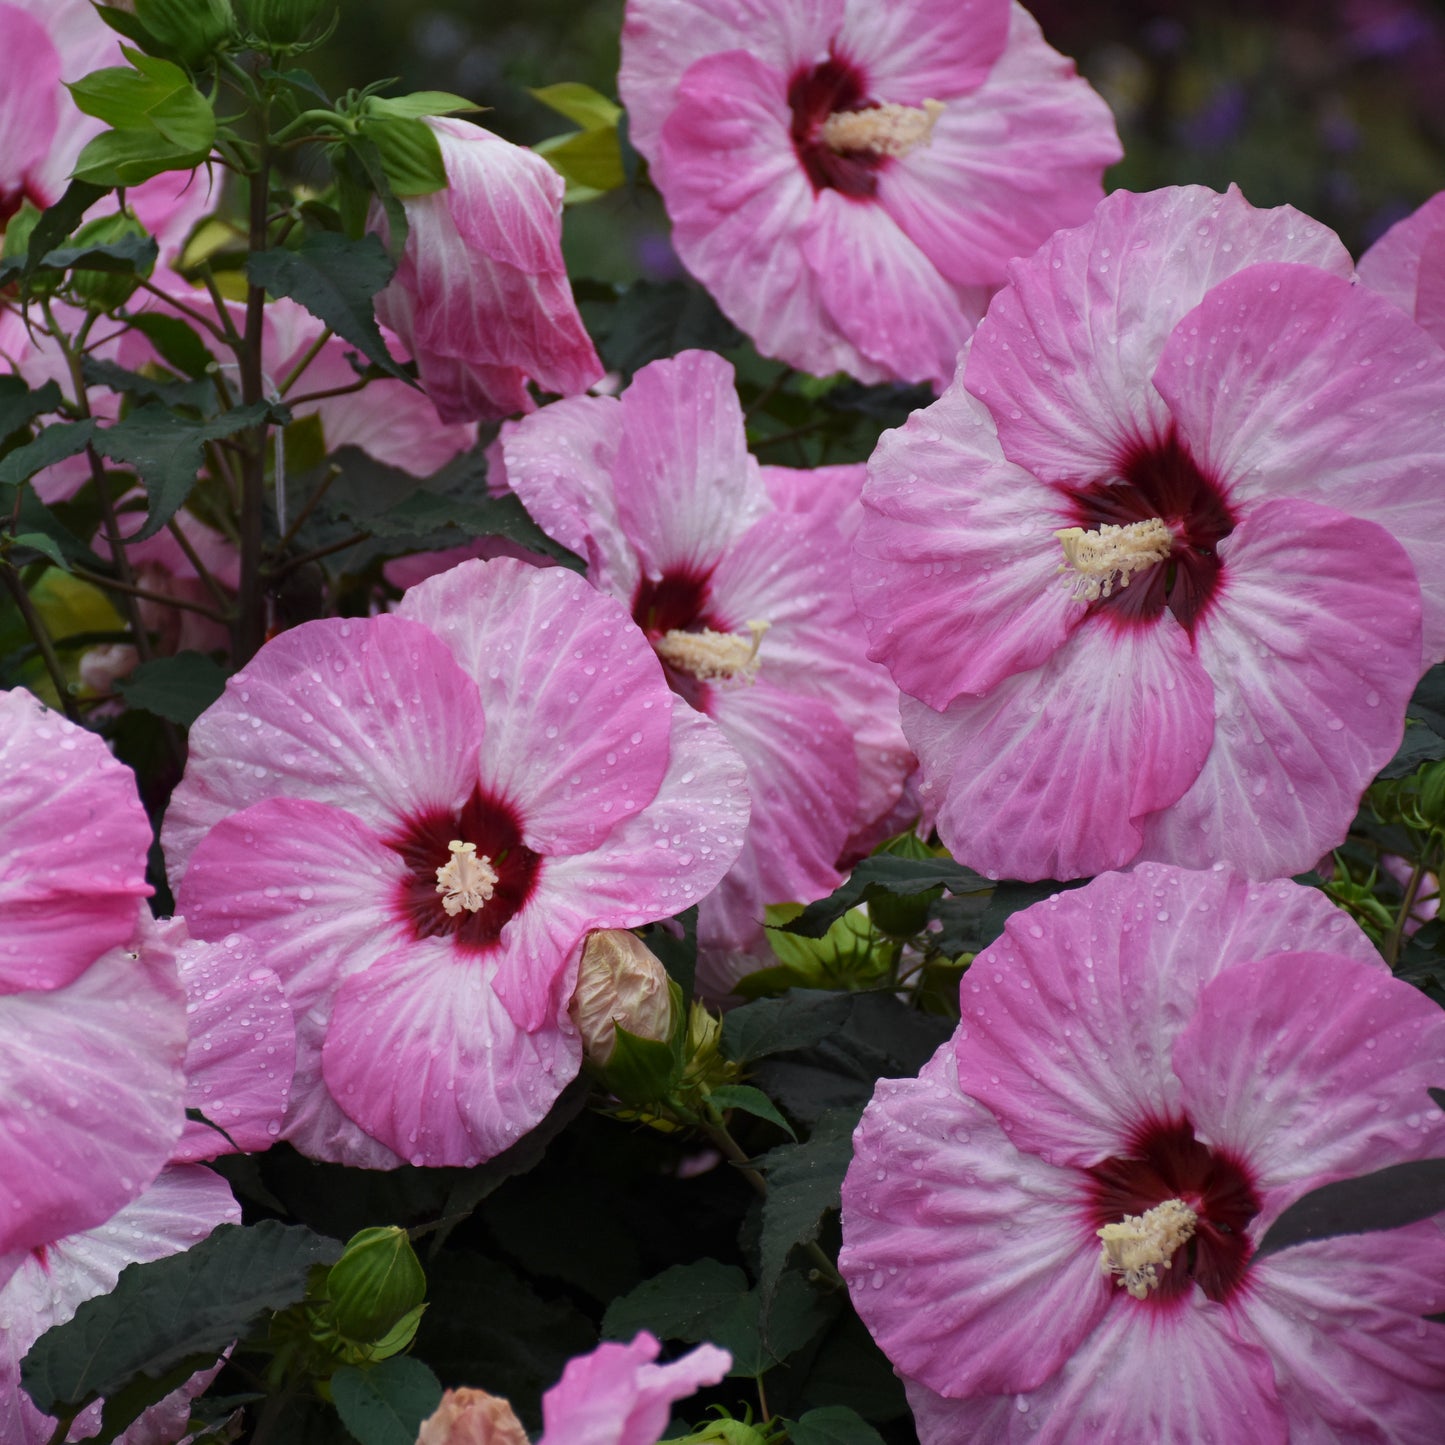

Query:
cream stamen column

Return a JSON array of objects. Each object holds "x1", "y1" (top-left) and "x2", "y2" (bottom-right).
[{"x1": 435, "y1": 840, "x2": 499, "y2": 916}]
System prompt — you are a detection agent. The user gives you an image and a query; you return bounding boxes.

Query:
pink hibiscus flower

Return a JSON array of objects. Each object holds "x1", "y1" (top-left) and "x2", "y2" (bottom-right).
[
  {"x1": 840, "y1": 865, "x2": 1445, "y2": 1443},
  {"x1": 0, "y1": 688, "x2": 188, "y2": 1256},
  {"x1": 856, "y1": 184, "x2": 1445, "y2": 882},
  {"x1": 0, "y1": 1166, "x2": 239, "y2": 1444},
  {"x1": 499, "y1": 350, "x2": 913, "y2": 983},
  {"x1": 164, "y1": 558, "x2": 749, "y2": 1168},
  {"x1": 619, "y1": 0, "x2": 1120, "y2": 386},
  {"x1": 372, "y1": 118, "x2": 603, "y2": 425},
  {"x1": 417, "y1": 1332, "x2": 731, "y2": 1445},
  {"x1": 1358, "y1": 190, "x2": 1445, "y2": 349}
]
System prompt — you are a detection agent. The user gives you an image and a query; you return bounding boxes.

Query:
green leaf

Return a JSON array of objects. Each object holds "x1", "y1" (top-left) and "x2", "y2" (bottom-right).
[
  {"x1": 640, "y1": 905, "x2": 697, "y2": 997},
  {"x1": 368, "y1": 91, "x2": 479, "y2": 120},
  {"x1": 755, "y1": 1109, "x2": 861, "y2": 1307},
  {"x1": 96, "y1": 400, "x2": 285, "y2": 540},
  {"x1": 1255, "y1": 1159, "x2": 1445, "y2": 1257},
  {"x1": 0, "y1": 378, "x2": 64, "y2": 443},
  {"x1": 720, "y1": 990, "x2": 856, "y2": 1065},
  {"x1": 8, "y1": 532, "x2": 70, "y2": 570},
  {"x1": 331, "y1": 1357, "x2": 443, "y2": 1445},
  {"x1": 114, "y1": 651, "x2": 228, "y2": 724},
  {"x1": 787, "y1": 1406, "x2": 888, "y2": 1445},
  {"x1": 1380, "y1": 723, "x2": 1445, "y2": 780},
  {"x1": 528, "y1": 82, "x2": 620, "y2": 131},
  {"x1": 535, "y1": 127, "x2": 624, "y2": 193},
  {"x1": 783, "y1": 856, "x2": 989, "y2": 939},
  {"x1": 0, "y1": 420, "x2": 100, "y2": 488},
  {"x1": 1408, "y1": 662, "x2": 1445, "y2": 737},
  {"x1": 586, "y1": 279, "x2": 743, "y2": 378},
  {"x1": 19, "y1": 182, "x2": 109, "y2": 280},
  {"x1": 21, "y1": 1221, "x2": 343, "y2": 1421},
  {"x1": 606, "y1": 1024, "x2": 682, "y2": 1107},
  {"x1": 246, "y1": 232, "x2": 405, "y2": 380},
  {"x1": 35, "y1": 234, "x2": 159, "y2": 276},
  {"x1": 708, "y1": 1084, "x2": 796, "y2": 1139},
  {"x1": 602, "y1": 1261, "x2": 832, "y2": 1378},
  {"x1": 358, "y1": 115, "x2": 448, "y2": 197},
  {"x1": 72, "y1": 126, "x2": 210, "y2": 188}
]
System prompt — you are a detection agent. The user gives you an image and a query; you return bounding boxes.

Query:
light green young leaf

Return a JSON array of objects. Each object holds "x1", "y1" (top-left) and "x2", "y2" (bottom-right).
[
  {"x1": 367, "y1": 91, "x2": 480, "y2": 120},
  {"x1": 357, "y1": 115, "x2": 448, "y2": 197},
  {"x1": 535, "y1": 127, "x2": 624, "y2": 193},
  {"x1": 529, "y1": 81, "x2": 620, "y2": 131}
]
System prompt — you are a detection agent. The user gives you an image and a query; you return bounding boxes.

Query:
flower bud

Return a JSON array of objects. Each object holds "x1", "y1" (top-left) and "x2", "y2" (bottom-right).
[
  {"x1": 1420, "y1": 759, "x2": 1445, "y2": 829},
  {"x1": 238, "y1": 0, "x2": 336, "y2": 47},
  {"x1": 325, "y1": 1226, "x2": 426, "y2": 1343},
  {"x1": 135, "y1": 0, "x2": 234, "y2": 67},
  {"x1": 570, "y1": 930, "x2": 674, "y2": 1065},
  {"x1": 67, "y1": 214, "x2": 154, "y2": 312},
  {"x1": 417, "y1": 1388, "x2": 529, "y2": 1445}
]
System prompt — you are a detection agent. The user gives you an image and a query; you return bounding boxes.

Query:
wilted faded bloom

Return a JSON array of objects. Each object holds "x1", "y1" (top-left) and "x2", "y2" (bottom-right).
[
  {"x1": 416, "y1": 1332, "x2": 731, "y2": 1445},
  {"x1": 165, "y1": 559, "x2": 748, "y2": 1168},
  {"x1": 840, "y1": 865, "x2": 1445, "y2": 1442},
  {"x1": 856, "y1": 184, "x2": 1445, "y2": 881},
  {"x1": 620, "y1": 0, "x2": 1119, "y2": 385},
  {"x1": 373, "y1": 117, "x2": 603, "y2": 424},
  {"x1": 569, "y1": 930, "x2": 675, "y2": 1064}
]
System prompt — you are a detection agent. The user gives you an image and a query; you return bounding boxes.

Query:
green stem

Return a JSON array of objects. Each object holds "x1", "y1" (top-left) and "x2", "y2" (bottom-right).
[
  {"x1": 0, "y1": 562, "x2": 80, "y2": 720},
  {"x1": 1383, "y1": 853, "x2": 1431, "y2": 969}
]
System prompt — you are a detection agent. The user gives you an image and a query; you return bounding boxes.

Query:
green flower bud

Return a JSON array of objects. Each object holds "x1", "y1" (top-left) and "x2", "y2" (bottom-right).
[
  {"x1": 67, "y1": 213, "x2": 154, "y2": 312},
  {"x1": 239, "y1": 0, "x2": 337, "y2": 48},
  {"x1": 868, "y1": 830, "x2": 945, "y2": 939},
  {"x1": 325, "y1": 1226, "x2": 426, "y2": 1343},
  {"x1": 135, "y1": 0, "x2": 234, "y2": 68}
]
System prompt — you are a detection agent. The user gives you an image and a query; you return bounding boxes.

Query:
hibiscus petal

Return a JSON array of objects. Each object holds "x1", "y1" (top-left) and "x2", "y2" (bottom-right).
[
  {"x1": 854, "y1": 365, "x2": 1081, "y2": 707},
  {"x1": 840, "y1": 0, "x2": 1010, "y2": 102},
  {"x1": 1238, "y1": 1226, "x2": 1445, "y2": 1444},
  {"x1": 397, "y1": 558, "x2": 675, "y2": 855},
  {"x1": 1174, "y1": 951, "x2": 1445, "y2": 1210},
  {"x1": 877, "y1": 5, "x2": 1118, "y2": 287},
  {"x1": 1153, "y1": 261, "x2": 1445, "y2": 660},
  {"x1": 0, "y1": 688, "x2": 152, "y2": 993},
  {"x1": 1138, "y1": 498, "x2": 1423, "y2": 876},
  {"x1": 1356, "y1": 190, "x2": 1445, "y2": 339},
  {"x1": 905, "y1": 608, "x2": 1214, "y2": 881},
  {"x1": 614, "y1": 351, "x2": 770, "y2": 576},
  {"x1": 322, "y1": 945, "x2": 582, "y2": 1167},
  {"x1": 164, "y1": 615, "x2": 484, "y2": 883},
  {"x1": 840, "y1": 1044, "x2": 1107, "y2": 1398},
  {"x1": 951, "y1": 866, "x2": 1379, "y2": 1170},
  {"x1": 0, "y1": 923, "x2": 186, "y2": 1255},
  {"x1": 803, "y1": 187, "x2": 988, "y2": 389},
  {"x1": 0, "y1": 5, "x2": 60, "y2": 196},
  {"x1": 964, "y1": 186, "x2": 1352, "y2": 486},
  {"x1": 657, "y1": 51, "x2": 887, "y2": 382}
]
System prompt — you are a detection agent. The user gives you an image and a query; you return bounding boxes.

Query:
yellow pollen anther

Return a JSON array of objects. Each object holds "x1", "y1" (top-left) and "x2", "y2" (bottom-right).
[
  {"x1": 434, "y1": 839, "x2": 499, "y2": 917},
  {"x1": 1055, "y1": 517, "x2": 1173, "y2": 602},
  {"x1": 1097, "y1": 1198, "x2": 1198, "y2": 1300},
  {"x1": 654, "y1": 620, "x2": 770, "y2": 684},
  {"x1": 821, "y1": 99, "x2": 944, "y2": 157}
]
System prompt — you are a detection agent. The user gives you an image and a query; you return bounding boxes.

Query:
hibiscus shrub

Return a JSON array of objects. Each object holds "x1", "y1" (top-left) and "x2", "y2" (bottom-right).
[{"x1": 2, "y1": 2, "x2": 1445, "y2": 1444}]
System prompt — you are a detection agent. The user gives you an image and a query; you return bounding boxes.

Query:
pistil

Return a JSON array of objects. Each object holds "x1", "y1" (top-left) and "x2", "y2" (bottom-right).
[
  {"x1": 434, "y1": 840, "x2": 499, "y2": 917},
  {"x1": 820, "y1": 99, "x2": 944, "y2": 157},
  {"x1": 654, "y1": 620, "x2": 770, "y2": 684},
  {"x1": 1097, "y1": 1197, "x2": 1198, "y2": 1300},
  {"x1": 1055, "y1": 517, "x2": 1173, "y2": 602}
]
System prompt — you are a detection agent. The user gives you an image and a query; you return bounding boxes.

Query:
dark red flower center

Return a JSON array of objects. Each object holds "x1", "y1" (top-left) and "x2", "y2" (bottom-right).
[
  {"x1": 632, "y1": 566, "x2": 729, "y2": 709},
  {"x1": 1085, "y1": 1117, "x2": 1260, "y2": 1307},
  {"x1": 385, "y1": 785, "x2": 540, "y2": 952},
  {"x1": 1064, "y1": 427, "x2": 1236, "y2": 634},
  {"x1": 788, "y1": 54, "x2": 887, "y2": 198}
]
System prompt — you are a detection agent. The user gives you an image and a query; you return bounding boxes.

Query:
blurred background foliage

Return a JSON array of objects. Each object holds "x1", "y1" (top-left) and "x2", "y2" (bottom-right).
[{"x1": 315, "y1": 0, "x2": 1445, "y2": 285}]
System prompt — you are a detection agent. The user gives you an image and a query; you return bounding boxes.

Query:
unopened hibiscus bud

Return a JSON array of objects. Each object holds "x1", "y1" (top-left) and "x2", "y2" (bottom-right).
[
  {"x1": 416, "y1": 1388, "x2": 528, "y2": 1445},
  {"x1": 570, "y1": 930, "x2": 675, "y2": 1065},
  {"x1": 238, "y1": 0, "x2": 335, "y2": 47},
  {"x1": 868, "y1": 831, "x2": 945, "y2": 940},
  {"x1": 135, "y1": 0, "x2": 234, "y2": 67},
  {"x1": 68, "y1": 214, "x2": 153, "y2": 311},
  {"x1": 326, "y1": 1226, "x2": 426, "y2": 1343}
]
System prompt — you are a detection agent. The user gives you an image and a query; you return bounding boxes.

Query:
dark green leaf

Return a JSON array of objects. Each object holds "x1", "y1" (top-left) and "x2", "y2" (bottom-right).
[
  {"x1": 720, "y1": 991, "x2": 856, "y2": 1065},
  {"x1": 39, "y1": 234, "x2": 159, "y2": 275},
  {"x1": 124, "y1": 312, "x2": 215, "y2": 378},
  {"x1": 8, "y1": 532, "x2": 70, "y2": 570},
  {"x1": 1379, "y1": 723, "x2": 1445, "y2": 780},
  {"x1": 21, "y1": 1221, "x2": 342, "y2": 1418},
  {"x1": 1256, "y1": 1159, "x2": 1445, "y2": 1257},
  {"x1": 710, "y1": 1085, "x2": 795, "y2": 1139},
  {"x1": 784, "y1": 856, "x2": 988, "y2": 939},
  {"x1": 795, "y1": 1312, "x2": 908, "y2": 1424},
  {"x1": 114, "y1": 651, "x2": 228, "y2": 724},
  {"x1": 17, "y1": 182, "x2": 108, "y2": 282},
  {"x1": 1408, "y1": 662, "x2": 1445, "y2": 738},
  {"x1": 96, "y1": 400, "x2": 283, "y2": 540},
  {"x1": 0, "y1": 420, "x2": 99, "y2": 487},
  {"x1": 331, "y1": 1357, "x2": 443, "y2": 1445},
  {"x1": 1430, "y1": 1087, "x2": 1445, "y2": 1114},
  {"x1": 358, "y1": 116, "x2": 448, "y2": 197},
  {"x1": 246, "y1": 233, "x2": 404, "y2": 379},
  {"x1": 755, "y1": 1110, "x2": 859, "y2": 1309},
  {"x1": 81, "y1": 357, "x2": 212, "y2": 410},
  {"x1": 787, "y1": 1406, "x2": 887, "y2": 1445},
  {"x1": 932, "y1": 878, "x2": 1079, "y2": 960},
  {"x1": 642, "y1": 905, "x2": 697, "y2": 997},
  {"x1": 0, "y1": 378, "x2": 64, "y2": 442},
  {"x1": 587, "y1": 279, "x2": 743, "y2": 377}
]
